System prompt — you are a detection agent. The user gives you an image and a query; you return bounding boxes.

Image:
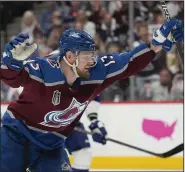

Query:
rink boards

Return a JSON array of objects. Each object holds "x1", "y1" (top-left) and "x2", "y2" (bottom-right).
[
  {"x1": 69, "y1": 156, "x2": 182, "y2": 170},
  {"x1": 1, "y1": 102, "x2": 183, "y2": 170}
]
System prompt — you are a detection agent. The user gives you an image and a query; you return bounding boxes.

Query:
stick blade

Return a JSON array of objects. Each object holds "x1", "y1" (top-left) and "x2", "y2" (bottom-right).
[{"x1": 160, "y1": 143, "x2": 184, "y2": 158}]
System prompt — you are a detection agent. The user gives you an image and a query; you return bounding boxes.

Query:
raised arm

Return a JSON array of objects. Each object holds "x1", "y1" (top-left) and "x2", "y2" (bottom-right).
[
  {"x1": 99, "y1": 19, "x2": 183, "y2": 86},
  {"x1": 1, "y1": 34, "x2": 42, "y2": 88}
]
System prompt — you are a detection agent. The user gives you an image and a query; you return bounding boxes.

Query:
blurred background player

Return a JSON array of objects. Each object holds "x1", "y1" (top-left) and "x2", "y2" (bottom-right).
[{"x1": 66, "y1": 96, "x2": 106, "y2": 172}]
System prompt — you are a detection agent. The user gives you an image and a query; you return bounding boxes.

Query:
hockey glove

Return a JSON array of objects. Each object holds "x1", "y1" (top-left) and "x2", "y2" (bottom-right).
[
  {"x1": 2, "y1": 34, "x2": 38, "y2": 71},
  {"x1": 171, "y1": 20, "x2": 184, "y2": 42},
  {"x1": 89, "y1": 119, "x2": 108, "y2": 145},
  {"x1": 152, "y1": 18, "x2": 180, "y2": 52}
]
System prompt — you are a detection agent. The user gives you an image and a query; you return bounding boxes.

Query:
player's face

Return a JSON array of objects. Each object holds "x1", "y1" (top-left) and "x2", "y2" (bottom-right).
[{"x1": 76, "y1": 51, "x2": 97, "y2": 78}]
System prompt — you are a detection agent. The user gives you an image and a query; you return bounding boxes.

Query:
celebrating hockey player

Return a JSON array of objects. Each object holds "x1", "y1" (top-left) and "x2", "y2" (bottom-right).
[
  {"x1": 1, "y1": 18, "x2": 183, "y2": 172},
  {"x1": 47, "y1": 51, "x2": 107, "y2": 172}
]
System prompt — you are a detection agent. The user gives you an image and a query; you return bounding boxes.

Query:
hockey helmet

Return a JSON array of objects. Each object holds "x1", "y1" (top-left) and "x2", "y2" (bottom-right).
[{"x1": 58, "y1": 29, "x2": 96, "y2": 61}]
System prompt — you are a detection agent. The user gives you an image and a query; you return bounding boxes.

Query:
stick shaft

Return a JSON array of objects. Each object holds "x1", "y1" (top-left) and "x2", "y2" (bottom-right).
[
  {"x1": 161, "y1": 1, "x2": 184, "y2": 68},
  {"x1": 74, "y1": 127, "x2": 183, "y2": 158}
]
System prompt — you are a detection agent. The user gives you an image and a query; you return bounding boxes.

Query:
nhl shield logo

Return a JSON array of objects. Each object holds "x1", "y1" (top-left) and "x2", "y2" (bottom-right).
[
  {"x1": 52, "y1": 90, "x2": 61, "y2": 105},
  {"x1": 61, "y1": 162, "x2": 72, "y2": 171}
]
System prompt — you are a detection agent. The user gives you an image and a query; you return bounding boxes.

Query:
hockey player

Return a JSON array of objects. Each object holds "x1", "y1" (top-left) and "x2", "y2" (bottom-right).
[
  {"x1": 47, "y1": 51, "x2": 107, "y2": 172},
  {"x1": 3, "y1": 45, "x2": 106, "y2": 172},
  {"x1": 1, "y1": 19, "x2": 183, "y2": 172}
]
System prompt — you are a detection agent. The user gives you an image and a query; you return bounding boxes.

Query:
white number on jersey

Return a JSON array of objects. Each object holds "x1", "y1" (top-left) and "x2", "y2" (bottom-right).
[
  {"x1": 24, "y1": 60, "x2": 40, "y2": 70},
  {"x1": 101, "y1": 55, "x2": 115, "y2": 67}
]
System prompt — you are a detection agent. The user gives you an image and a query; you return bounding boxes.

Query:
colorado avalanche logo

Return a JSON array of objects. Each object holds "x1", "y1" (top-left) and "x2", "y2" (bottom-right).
[{"x1": 40, "y1": 98, "x2": 88, "y2": 128}]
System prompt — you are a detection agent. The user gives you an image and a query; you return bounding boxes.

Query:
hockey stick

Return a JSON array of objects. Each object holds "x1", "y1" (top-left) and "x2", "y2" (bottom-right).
[
  {"x1": 160, "y1": 1, "x2": 184, "y2": 68},
  {"x1": 74, "y1": 127, "x2": 183, "y2": 158}
]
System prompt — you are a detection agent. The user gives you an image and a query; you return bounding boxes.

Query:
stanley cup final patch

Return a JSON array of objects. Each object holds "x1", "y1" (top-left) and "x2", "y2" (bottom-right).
[{"x1": 52, "y1": 90, "x2": 61, "y2": 105}]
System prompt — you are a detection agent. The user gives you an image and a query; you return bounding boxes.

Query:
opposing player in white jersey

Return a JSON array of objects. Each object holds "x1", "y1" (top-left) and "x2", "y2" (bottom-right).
[{"x1": 66, "y1": 97, "x2": 104, "y2": 172}]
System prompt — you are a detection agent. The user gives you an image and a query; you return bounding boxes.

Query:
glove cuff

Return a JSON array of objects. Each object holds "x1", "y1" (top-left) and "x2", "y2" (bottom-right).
[
  {"x1": 2, "y1": 52, "x2": 24, "y2": 71},
  {"x1": 153, "y1": 29, "x2": 166, "y2": 43}
]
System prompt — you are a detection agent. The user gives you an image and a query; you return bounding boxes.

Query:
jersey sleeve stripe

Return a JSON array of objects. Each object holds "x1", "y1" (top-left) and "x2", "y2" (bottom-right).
[
  {"x1": 106, "y1": 46, "x2": 150, "y2": 79},
  {"x1": 81, "y1": 80, "x2": 103, "y2": 85},
  {"x1": 131, "y1": 47, "x2": 150, "y2": 60},
  {"x1": 7, "y1": 110, "x2": 16, "y2": 119},
  {"x1": 24, "y1": 66, "x2": 44, "y2": 83},
  {"x1": 45, "y1": 81, "x2": 65, "y2": 86},
  {"x1": 106, "y1": 64, "x2": 128, "y2": 79},
  {"x1": 24, "y1": 66, "x2": 65, "y2": 86}
]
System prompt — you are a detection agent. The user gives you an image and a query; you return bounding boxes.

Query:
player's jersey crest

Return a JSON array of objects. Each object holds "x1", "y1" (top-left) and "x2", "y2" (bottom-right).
[
  {"x1": 52, "y1": 90, "x2": 61, "y2": 105},
  {"x1": 40, "y1": 98, "x2": 88, "y2": 128}
]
